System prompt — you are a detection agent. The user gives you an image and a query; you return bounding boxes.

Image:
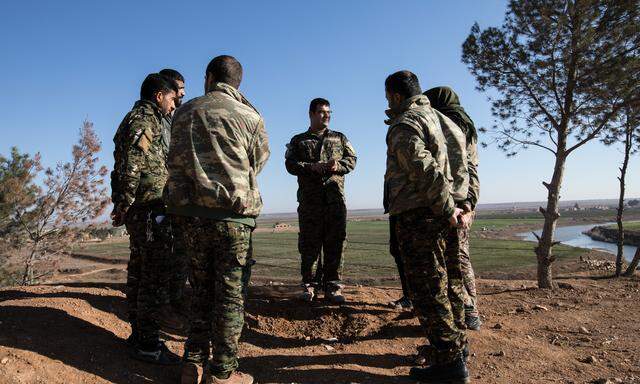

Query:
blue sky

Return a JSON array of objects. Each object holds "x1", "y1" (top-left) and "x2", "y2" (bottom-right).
[{"x1": 1, "y1": 0, "x2": 637, "y2": 214}]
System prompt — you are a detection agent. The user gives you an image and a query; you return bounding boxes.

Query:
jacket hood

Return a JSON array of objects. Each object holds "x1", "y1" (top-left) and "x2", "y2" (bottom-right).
[{"x1": 424, "y1": 86, "x2": 477, "y2": 141}]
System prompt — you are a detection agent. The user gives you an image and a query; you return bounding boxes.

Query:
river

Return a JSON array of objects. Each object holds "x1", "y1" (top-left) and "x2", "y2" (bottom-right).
[{"x1": 519, "y1": 222, "x2": 638, "y2": 262}]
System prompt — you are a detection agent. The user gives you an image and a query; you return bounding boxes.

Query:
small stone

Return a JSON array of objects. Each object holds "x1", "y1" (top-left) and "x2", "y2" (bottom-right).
[
  {"x1": 0, "y1": 357, "x2": 8, "y2": 364},
  {"x1": 579, "y1": 326, "x2": 590, "y2": 334},
  {"x1": 592, "y1": 379, "x2": 611, "y2": 384},
  {"x1": 525, "y1": 335, "x2": 533, "y2": 340},
  {"x1": 304, "y1": 336, "x2": 311, "y2": 341},
  {"x1": 323, "y1": 344, "x2": 335, "y2": 351},
  {"x1": 581, "y1": 355, "x2": 598, "y2": 364},
  {"x1": 490, "y1": 351, "x2": 506, "y2": 357},
  {"x1": 578, "y1": 336, "x2": 592, "y2": 342},
  {"x1": 492, "y1": 323, "x2": 503, "y2": 330},
  {"x1": 533, "y1": 305, "x2": 549, "y2": 311}
]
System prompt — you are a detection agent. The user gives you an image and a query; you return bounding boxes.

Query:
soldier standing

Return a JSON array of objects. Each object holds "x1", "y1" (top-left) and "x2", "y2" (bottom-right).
[
  {"x1": 110, "y1": 73, "x2": 181, "y2": 364},
  {"x1": 165, "y1": 55, "x2": 269, "y2": 384},
  {"x1": 425, "y1": 86, "x2": 481, "y2": 330},
  {"x1": 158, "y1": 68, "x2": 189, "y2": 315},
  {"x1": 285, "y1": 98, "x2": 357, "y2": 304},
  {"x1": 383, "y1": 70, "x2": 469, "y2": 383}
]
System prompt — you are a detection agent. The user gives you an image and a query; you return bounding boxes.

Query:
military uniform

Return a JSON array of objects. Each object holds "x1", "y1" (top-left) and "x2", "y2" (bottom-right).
[
  {"x1": 161, "y1": 114, "x2": 189, "y2": 309},
  {"x1": 384, "y1": 94, "x2": 466, "y2": 364},
  {"x1": 426, "y1": 86, "x2": 481, "y2": 319},
  {"x1": 111, "y1": 99, "x2": 172, "y2": 347},
  {"x1": 285, "y1": 130, "x2": 356, "y2": 291},
  {"x1": 164, "y1": 82, "x2": 269, "y2": 379}
]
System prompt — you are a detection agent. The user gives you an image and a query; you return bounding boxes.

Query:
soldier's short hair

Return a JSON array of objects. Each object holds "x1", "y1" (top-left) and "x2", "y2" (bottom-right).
[
  {"x1": 385, "y1": 70, "x2": 422, "y2": 98},
  {"x1": 140, "y1": 73, "x2": 178, "y2": 101},
  {"x1": 309, "y1": 98, "x2": 330, "y2": 113},
  {"x1": 206, "y1": 55, "x2": 243, "y2": 88},
  {"x1": 159, "y1": 68, "x2": 185, "y2": 83}
]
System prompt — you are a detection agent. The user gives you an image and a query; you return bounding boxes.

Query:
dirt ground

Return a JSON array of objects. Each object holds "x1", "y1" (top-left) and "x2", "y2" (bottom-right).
[{"x1": 1, "y1": 262, "x2": 639, "y2": 384}]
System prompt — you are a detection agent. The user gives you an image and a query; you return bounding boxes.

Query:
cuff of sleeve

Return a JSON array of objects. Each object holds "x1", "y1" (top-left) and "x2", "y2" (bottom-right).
[{"x1": 441, "y1": 196, "x2": 456, "y2": 218}]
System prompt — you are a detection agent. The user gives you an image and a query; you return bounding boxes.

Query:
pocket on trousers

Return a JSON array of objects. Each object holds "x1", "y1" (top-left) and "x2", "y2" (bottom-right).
[{"x1": 226, "y1": 223, "x2": 251, "y2": 266}]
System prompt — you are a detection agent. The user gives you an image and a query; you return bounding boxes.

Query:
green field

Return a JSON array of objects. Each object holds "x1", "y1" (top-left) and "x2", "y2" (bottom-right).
[
  {"x1": 606, "y1": 221, "x2": 640, "y2": 231},
  {"x1": 77, "y1": 219, "x2": 586, "y2": 284}
]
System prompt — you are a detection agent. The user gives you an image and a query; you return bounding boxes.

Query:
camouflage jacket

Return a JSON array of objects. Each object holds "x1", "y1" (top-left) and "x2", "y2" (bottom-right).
[
  {"x1": 285, "y1": 129, "x2": 357, "y2": 205},
  {"x1": 111, "y1": 100, "x2": 168, "y2": 210},
  {"x1": 425, "y1": 86, "x2": 479, "y2": 210},
  {"x1": 164, "y1": 82, "x2": 270, "y2": 219},
  {"x1": 383, "y1": 95, "x2": 454, "y2": 217},
  {"x1": 433, "y1": 110, "x2": 469, "y2": 203}
]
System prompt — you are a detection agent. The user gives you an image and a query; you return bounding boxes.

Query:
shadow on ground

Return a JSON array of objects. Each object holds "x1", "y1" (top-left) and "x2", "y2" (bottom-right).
[{"x1": 0, "y1": 283, "x2": 419, "y2": 384}]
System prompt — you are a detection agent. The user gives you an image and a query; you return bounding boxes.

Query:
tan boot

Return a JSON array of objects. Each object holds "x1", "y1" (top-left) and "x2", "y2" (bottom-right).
[
  {"x1": 204, "y1": 371, "x2": 254, "y2": 384},
  {"x1": 180, "y1": 362, "x2": 202, "y2": 384}
]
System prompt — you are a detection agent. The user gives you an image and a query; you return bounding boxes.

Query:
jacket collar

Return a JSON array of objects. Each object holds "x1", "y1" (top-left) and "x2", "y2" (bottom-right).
[
  {"x1": 384, "y1": 94, "x2": 431, "y2": 125},
  {"x1": 208, "y1": 82, "x2": 259, "y2": 115},
  {"x1": 133, "y1": 99, "x2": 164, "y2": 118}
]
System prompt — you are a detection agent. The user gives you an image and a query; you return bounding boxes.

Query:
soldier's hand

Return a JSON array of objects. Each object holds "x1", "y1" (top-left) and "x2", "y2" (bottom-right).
[
  {"x1": 460, "y1": 211, "x2": 475, "y2": 229},
  {"x1": 448, "y1": 208, "x2": 464, "y2": 228},
  {"x1": 309, "y1": 162, "x2": 327, "y2": 174},
  {"x1": 327, "y1": 159, "x2": 339, "y2": 173}
]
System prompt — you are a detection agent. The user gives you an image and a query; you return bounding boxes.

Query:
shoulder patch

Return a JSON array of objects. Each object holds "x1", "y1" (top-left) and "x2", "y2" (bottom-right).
[{"x1": 135, "y1": 127, "x2": 154, "y2": 153}]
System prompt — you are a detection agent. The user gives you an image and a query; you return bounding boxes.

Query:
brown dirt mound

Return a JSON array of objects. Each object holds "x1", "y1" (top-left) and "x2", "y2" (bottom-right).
[{"x1": 1, "y1": 274, "x2": 640, "y2": 384}]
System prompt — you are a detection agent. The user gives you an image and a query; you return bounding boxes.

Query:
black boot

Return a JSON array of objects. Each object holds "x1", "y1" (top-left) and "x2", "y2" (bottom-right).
[
  {"x1": 409, "y1": 354, "x2": 469, "y2": 383},
  {"x1": 130, "y1": 340, "x2": 181, "y2": 365}
]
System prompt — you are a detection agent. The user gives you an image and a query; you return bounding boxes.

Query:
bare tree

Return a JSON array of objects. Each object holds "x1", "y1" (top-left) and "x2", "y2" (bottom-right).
[
  {"x1": 602, "y1": 106, "x2": 640, "y2": 276},
  {"x1": 462, "y1": 0, "x2": 640, "y2": 288},
  {"x1": 5, "y1": 121, "x2": 110, "y2": 285}
]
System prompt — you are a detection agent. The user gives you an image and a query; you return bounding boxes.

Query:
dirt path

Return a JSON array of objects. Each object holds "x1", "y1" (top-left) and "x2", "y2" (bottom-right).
[{"x1": 1, "y1": 270, "x2": 639, "y2": 384}]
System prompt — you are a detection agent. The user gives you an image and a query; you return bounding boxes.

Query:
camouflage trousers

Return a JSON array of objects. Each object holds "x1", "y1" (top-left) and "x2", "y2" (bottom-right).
[
  {"x1": 298, "y1": 202, "x2": 346, "y2": 290},
  {"x1": 391, "y1": 216, "x2": 478, "y2": 318},
  {"x1": 124, "y1": 203, "x2": 173, "y2": 346},
  {"x1": 395, "y1": 208, "x2": 467, "y2": 363},
  {"x1": 388, "y1": 215, "x2": 409, "y2": 297},
  {"x1": 168, "y1": 215, "x2": 189, "y2": 307},
  {"x1": 458, "y1": 227, "x2": 479, "y2": 317},
  {"x1": 443, "y1": 226, "x2": 467, "y2": 330},
  {"x1": 174, "y1": 216, "x2": 253, "y2": 378}
]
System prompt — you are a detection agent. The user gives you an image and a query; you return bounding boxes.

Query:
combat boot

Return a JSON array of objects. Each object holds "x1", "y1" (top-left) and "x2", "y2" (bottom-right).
[
  {"x1": 409, "y1": 354, "x2": 469, "y2": 383},
  {"x1": 390, "y1": 296, "x2": 412, "y2": 310},
  {"x1": 129, "y1": 340, "x2": 181, "y2": 365},
  {"x1": 413, "y1": 343, "x2": 470, "y2": 365},
  {"x1": 465, "y1": 313, "x2": 482, "y2": 331},
  {"x1": 180, "y1": 362, "x2": 203, "y2": 384},
  {"x1": 299, "y1": 284, "x2": 315, "y2": 302},
  {"x1": 203, "y1": 371, "x2": 254, "y2": 384},
  {"x1": 325, "y1": 283, "x2": 346, "y2": 304}
]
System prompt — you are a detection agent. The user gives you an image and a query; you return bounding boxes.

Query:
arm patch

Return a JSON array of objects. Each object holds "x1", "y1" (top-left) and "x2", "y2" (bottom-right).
[{"x1": 135, "y1": 127, "x2": 154, "y2": 153}]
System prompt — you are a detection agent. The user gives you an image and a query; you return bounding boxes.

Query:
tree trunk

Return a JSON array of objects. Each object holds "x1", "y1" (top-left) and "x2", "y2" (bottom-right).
[
  {"x1": 21, "y1": 246, "x2": 37, "y2": 286},
  {"x1": 624, "y1": 247, "x2": 640, "y2": 277},
  {"x1": 615, "y1": 128, "x2": 632, "y2": 276},
  {"x1": 535, "y1": 151, "x2": 567, "y2": 288}
]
